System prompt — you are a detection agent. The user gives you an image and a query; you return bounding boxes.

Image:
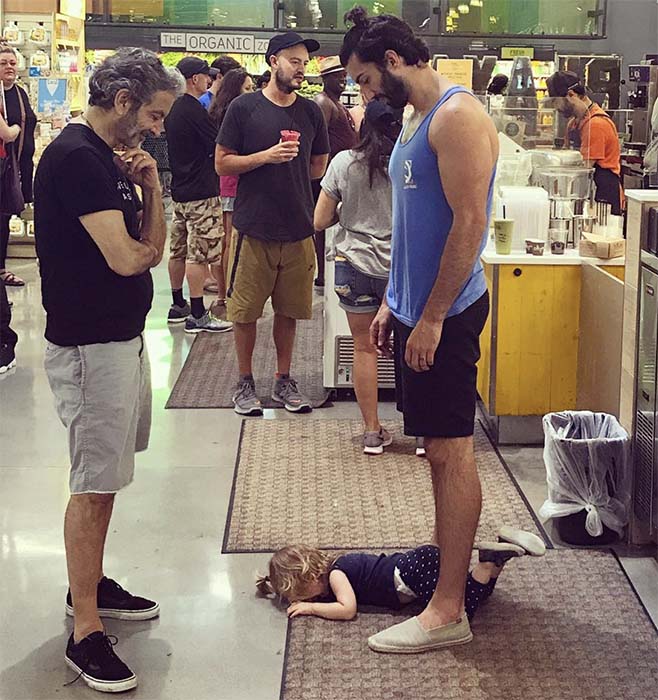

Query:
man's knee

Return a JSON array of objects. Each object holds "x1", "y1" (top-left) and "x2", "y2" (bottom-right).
[{"x1": 424, "y1": 436, "x2": 474, "y2": 466}]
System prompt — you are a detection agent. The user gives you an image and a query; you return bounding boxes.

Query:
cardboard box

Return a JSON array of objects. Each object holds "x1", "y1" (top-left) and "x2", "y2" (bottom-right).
[{"x1": 579, "y1": 234, "x2": 626, "y2": 260}]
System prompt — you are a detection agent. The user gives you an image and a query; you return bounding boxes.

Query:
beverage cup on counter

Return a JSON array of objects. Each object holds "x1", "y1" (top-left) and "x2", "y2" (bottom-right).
[
  {"x1": 493, "y1": 219, "x2": 514, "y2": 255},
  {"x1": 525, "y1": 238, "x2": 545, "y2": 256},
  {"x1": 280, "y1": 129, "x2": 300, "y2": 143},
  {"x1": 549, "y1": 228, "x2": 566, "y2": 255}
]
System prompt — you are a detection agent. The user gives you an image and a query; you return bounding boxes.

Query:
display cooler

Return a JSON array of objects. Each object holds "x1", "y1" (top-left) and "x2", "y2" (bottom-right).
[{"x1": 322, "y1": 255, "x2": 396, "y2": 391}]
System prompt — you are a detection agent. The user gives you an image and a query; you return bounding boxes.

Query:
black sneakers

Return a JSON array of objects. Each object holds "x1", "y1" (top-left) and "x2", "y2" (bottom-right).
[
  {"x1": 66, "y1": 577, "x2": 160, "y2": 621},
  {"x1": 65, "y1": 631, "x2": 137, "y2": 693}
]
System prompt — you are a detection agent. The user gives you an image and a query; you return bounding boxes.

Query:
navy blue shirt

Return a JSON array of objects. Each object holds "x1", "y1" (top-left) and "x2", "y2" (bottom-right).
[{"x1": 330, "y1": 552, "x2": 405, "y2": 609}]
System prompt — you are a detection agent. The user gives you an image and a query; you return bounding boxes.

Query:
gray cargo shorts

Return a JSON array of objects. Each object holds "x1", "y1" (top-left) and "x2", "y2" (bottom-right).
[{"x1": 44, "y1": 335, "x2": 152, "y2": 494}]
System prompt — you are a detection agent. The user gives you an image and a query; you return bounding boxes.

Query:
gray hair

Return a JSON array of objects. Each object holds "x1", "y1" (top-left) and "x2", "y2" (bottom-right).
[
  {"x1": 0, "y1": 45, "x2": 17, "y2": 56},
  {"x1": 89, "y1": 47, "x2": 182, "y2": 110}
]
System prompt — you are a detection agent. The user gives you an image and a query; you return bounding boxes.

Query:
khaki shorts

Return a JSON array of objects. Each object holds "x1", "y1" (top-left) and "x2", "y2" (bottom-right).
[
  {"x1": 44, "y1": 336, "x2": 152, "y2": 494},
  {"x1": 226, "y1": 233, "x2": 315, "y2": 324},
  {"x1": 170, "y1": 196, "x2": 224, "y2": 265}
]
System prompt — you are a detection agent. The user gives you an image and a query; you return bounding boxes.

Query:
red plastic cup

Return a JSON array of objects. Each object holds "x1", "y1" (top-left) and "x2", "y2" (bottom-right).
[{"x1": 280, "y1": 129, "x2": 300, "y2": 143}]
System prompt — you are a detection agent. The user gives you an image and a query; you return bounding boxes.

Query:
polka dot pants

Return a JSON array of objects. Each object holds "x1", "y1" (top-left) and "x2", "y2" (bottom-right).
[{"x1": 397, "y1": 544, "x2": 497, "y2": 621}]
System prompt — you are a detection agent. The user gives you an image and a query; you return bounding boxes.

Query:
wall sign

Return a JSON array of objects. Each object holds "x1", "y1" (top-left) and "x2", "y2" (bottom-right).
[
  {"x1": 435, "y1": 59, "x2": 473, "y2": 90},
  {"x1": 161, "y1": 32, "x2": 270, "y2": 54},
  {"x1": 501, "y1": 47, "x2": 535, "y2": 59}
]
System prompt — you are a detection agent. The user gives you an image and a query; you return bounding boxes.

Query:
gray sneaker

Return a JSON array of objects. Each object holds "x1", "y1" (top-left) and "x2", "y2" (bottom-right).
[
  {"x1": 184, "y1": 311, "x2": 233, "y2": 334},
  {"x1": 415, "y1": 437, "x2": 426, "y2": 458},
  {"x1": 271, "y1": 376, "x2": 312, "y2": 413},
  {"x1": 168, "y1": 302, "x2": 191, "y2": 324},
  {"x1": 233, "y1": 377, "x2": 263, "y2": 416},
  {"x1": 363, "y1": 428, "x2": 393, "y2": 455}
]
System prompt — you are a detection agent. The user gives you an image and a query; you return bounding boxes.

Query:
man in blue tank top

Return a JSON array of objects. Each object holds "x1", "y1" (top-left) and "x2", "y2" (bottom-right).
[{"x1": 340, "y1": 7, "x2": 499, "y2": 654}]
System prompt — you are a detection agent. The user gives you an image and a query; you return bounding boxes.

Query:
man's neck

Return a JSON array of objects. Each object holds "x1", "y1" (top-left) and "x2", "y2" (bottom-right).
[
  {"x1": 323, "y1": 89, "x2": 341, "y2": 104},
  {"x1": 263, "y1": 82, "x2": 297, "y2": 107},
  {"x1": 2, "y1": 80, "x2": 15, "y2": 91},
  {"x1": 186, "y1": 88, "x2": 203, "y2": 100},
  {"x1": 407, "y1": 65, "x2": 444, "y2": 114},
  {"x1": 82, "y1": 106, "x2": 118, "y2": 149}
]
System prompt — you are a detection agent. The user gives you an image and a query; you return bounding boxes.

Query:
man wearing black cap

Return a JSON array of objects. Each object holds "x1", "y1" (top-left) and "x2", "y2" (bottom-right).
[
  {"x1": 165, "y1": 57, "x2": 232, "y2": 333},
  {"x1": 215, "y1": 32, "x2": 329, "y2": 416}
]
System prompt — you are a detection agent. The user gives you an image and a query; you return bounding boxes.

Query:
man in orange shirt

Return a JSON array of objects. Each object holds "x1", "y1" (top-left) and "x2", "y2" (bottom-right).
[{"x1": 547, "y1": 70, "x2": 623, "y2": 214}]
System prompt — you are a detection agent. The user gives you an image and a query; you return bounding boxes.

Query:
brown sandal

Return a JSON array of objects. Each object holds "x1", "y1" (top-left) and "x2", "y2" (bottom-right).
[{"x1": 0, "y1": 271, "x2": 25, "y2": 287}]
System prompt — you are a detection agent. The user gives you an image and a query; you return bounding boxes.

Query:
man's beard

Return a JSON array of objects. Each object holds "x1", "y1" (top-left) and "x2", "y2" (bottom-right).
[
  {"x1": 116, "y1": 110, "x2": 149, "y2": 148},
  {"x1": 275, "y1": 69, "x2": 301, "y2": 95},
  {"x1": 379, "y1": 68, "x2": 409, "y2": 110}
]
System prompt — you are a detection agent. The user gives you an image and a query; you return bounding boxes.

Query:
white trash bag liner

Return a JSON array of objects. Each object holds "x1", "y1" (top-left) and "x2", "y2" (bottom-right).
[{"x1": 539, "y1": 411, "x2": 631, "y2": 537}]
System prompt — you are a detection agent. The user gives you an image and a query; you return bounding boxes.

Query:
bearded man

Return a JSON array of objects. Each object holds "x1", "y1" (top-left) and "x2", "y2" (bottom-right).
[
  {"x1": 215, "y1": 32, "x2": 329, "y2": 416},
  {"x1": 34, "y1": 48, "x2": 180, "y2": 692}
]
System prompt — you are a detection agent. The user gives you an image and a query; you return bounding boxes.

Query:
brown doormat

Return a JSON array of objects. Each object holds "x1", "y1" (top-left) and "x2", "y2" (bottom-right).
[
  {"x1": 165, "y1": 304, "x2": 330, "y2": 409},
  {"x1": 223, "y1": 419, "x2": 548, "y2": 553},
  {"x1": 280, "y1": 549, "x2": 658, "y2": 700}
]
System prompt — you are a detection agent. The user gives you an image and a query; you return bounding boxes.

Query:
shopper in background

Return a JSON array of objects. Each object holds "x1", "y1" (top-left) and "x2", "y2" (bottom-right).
[
  {"x1": 314, "y1": 100, "x2": 401, "y2": 454},
  {"x1": 165, "y1": 56, "x2": 232, "y2": 333},
  {"x1": 0, "y1": 278, "x2": 17, "y2": 372},
  {"x1": 215, "y1": 31, "x2": 329, "y2": 416},
  {"x1": 0, "y1": 44, "x2": 36, "y2": 288},
  {"x1": 199, "y1": 54, "x2": 241, "y2": 110},
  {"x1": 340, "y1": 7, "x2": 497, "y2": 653},
  {"x1": 256, "y1": 69, "x2": 271, "y2": 90},
  {"x1": 547, "y1": 70, "x2": 624, "y2": 215},
  {"x1": 486, "y1": 74, "x2": 508, "y2": 96},
  {"x1": 209, "y1": 68, "x2": 254, "y2": 306},
  {"x1": 34, "y1": 48, "x2": 180, "y2": 692},
  {"x1": 312, "y1": 55, "x2": 358, "y2": 288}
]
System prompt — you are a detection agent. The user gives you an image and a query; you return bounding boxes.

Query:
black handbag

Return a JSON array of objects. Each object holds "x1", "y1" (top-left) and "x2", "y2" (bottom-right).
[{"x1": 0, "y1": 84, "x2": 26, "y2": 216}]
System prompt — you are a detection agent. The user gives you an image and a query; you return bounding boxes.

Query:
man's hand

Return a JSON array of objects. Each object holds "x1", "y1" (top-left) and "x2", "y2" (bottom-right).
[
  {"x1": 405, "y1": 318, "x2": 443, "y2": 372},
  {"x1": 114, "y1": 149, "x2": 160, "y2": 193},
  {"x1": 370, "y1": 303, "x2": 393, "y2": 358},
  {"x1": 287, "y1": 602, "x2": 316, "y2": 618},
  {"x1": 265, "y1": 141, "x2": 299, "y2": 164}
]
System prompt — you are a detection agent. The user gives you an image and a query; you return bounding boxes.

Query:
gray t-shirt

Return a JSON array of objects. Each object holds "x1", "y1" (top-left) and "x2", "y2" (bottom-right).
[{"x1": 320, "y1": 149, "x2": 392, "y2": 279}]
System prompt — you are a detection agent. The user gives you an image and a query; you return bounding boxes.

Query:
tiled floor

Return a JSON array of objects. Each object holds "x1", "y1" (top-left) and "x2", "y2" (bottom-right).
[{"x1": 1, "y1": 258, "x2": 656, "y2": 699}]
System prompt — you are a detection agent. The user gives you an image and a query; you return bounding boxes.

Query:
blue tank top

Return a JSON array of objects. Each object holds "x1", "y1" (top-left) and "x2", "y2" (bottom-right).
[{"x1": 387, "y1": 87, "x2": 496, "y2": 327}]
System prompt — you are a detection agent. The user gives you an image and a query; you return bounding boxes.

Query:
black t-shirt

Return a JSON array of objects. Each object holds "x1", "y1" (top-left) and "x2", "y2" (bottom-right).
[
  {"x1": 34, "y1": 124, "x2": 153, "y2": 346},
  {"x1": 330, "y1": 552, "x2": 405, "y2": 609},
  {"x1": 165, "y1": 93, "x2": 219, "y2": 203},
  {"x1": 2, "y1": 83, "x2": 37, "y2": 201},
  {"x1": 216, "y1": 91, "x2": 329, "y2": 242}
]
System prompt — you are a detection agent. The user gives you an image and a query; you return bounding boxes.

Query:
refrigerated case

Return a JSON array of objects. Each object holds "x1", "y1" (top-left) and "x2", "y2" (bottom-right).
[{"x1": 323, "y1": 256, "x2": 396, "y2": 391}]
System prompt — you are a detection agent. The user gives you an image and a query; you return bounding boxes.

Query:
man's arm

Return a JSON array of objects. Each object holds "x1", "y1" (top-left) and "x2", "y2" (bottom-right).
[
  {"x1": 215, "y1": 142, "x2": 300, "y2": 176},
  {"x1": 404, "y1": 97, "x2": 496, "y2": 372},
  {"x1": 80, "y1": 210, "x2": 158, "y2": 277},
  {"x1": 79, "y1": 148, "x2": 164, "y2": 277},
  {"x1": 314, "y1": 92, "x2": 336, "y2": 127},
  {"x1": 310, "y1": 153, "x2": 329, "y2": 181},
  {"x1": 0, "y1": 114, "x2": 20, "y2": 142}
]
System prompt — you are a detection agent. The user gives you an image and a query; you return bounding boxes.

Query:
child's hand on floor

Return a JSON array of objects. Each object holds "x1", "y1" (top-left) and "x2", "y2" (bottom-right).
[{"x1": 287, "y1": 602, "x2": 316, "y2": 618}]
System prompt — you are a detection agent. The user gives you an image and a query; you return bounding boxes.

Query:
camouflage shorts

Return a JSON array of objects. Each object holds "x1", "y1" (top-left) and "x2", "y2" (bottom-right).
[{"x1": 170, "y1": 196, "x2": 224, "y2": 264}]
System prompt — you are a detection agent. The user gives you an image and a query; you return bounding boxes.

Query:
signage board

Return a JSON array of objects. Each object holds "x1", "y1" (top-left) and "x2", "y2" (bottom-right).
[
  {"x1": 501, "y1": 47, "x2": 535, "y2": 59},
  {"x1": 161, "y1": 32, "x2": 270, "y2": 54},
  {"x1": 435, "y1": 59, "x2": 473, "y2": 90}
]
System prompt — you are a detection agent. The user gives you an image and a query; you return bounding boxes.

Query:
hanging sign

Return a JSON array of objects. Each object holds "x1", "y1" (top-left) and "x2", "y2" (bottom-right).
[
  {"x1": 436, "y1": 59, "x2": 473, "y2": 90},
  {"x1": 501, "y1": 47, "x2": 535, "y2": 59},
  {"x1": 37, "y1": 78, "x2": 68, "y2": 113},
  {"x1": 160, "y1": 32, "x2": 270, "y2": 54}
]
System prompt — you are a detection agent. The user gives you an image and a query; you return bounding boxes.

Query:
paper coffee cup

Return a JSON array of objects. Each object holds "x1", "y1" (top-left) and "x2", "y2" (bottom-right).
[{"x1": 494, "y1": 219, "x2": 514, "y2": 255}]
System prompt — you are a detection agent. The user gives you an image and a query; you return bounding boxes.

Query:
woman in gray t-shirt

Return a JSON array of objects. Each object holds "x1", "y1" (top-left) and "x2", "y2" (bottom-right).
[{"x1": 314, "y1": 101, "x2": 402, "y2": 456}]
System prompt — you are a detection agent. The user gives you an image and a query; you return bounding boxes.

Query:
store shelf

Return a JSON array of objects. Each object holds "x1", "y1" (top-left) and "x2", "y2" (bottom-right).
[{"x1": 56, "y1": 39, "x2": 79, "y2": 48}]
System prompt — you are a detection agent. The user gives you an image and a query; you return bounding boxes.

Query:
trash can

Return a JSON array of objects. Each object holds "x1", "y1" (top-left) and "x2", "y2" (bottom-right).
[{"x1": 538, "y1": 411, "x2": 632, "y2": 546}]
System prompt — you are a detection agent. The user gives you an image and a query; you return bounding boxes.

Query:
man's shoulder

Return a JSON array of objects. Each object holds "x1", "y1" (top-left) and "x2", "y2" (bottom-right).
[
  {"x1": 40, "y1": 127, "x2": 104, "y2": 167},
  {"x1": 299, "y1": 95, "x2": 324, "y2": 118}
]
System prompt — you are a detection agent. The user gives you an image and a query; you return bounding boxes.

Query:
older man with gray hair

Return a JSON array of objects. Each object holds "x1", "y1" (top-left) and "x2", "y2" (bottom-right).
[{"x1": 34, "y1": 48, "x2": 181, "y2": 693}]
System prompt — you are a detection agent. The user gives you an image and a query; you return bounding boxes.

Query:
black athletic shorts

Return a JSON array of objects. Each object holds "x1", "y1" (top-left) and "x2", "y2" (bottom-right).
[{"x1": 393, "y1": 292, "x2": 489, "y2": 439}]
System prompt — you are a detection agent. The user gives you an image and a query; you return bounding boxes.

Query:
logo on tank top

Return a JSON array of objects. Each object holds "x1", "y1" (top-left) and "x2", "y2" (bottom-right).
[{"x1": 403, "y1": 159, "x2": 417, "y2": 190}]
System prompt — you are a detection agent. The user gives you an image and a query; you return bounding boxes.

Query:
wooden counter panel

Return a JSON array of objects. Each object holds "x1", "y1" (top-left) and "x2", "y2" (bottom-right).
[{"x1": 494, "y1": 265, "x2": 580, "y2": 416}]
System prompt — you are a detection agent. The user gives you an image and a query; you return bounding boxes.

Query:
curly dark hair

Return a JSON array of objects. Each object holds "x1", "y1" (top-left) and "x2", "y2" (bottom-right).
[
  {"x1": 208, "y1": 68, "x2": 250, "y2": 128},
  {"x1": 339, "y1": 6, "x2": 430, "y2": 69},
  {"x1": 88, "y1": 47, "x2": 182, "y2": 110}
]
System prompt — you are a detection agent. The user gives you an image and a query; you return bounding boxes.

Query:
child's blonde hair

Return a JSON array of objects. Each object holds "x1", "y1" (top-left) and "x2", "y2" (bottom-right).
[{"x1": 256, "y1": 545, "x2": 337, "y2": 601}]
